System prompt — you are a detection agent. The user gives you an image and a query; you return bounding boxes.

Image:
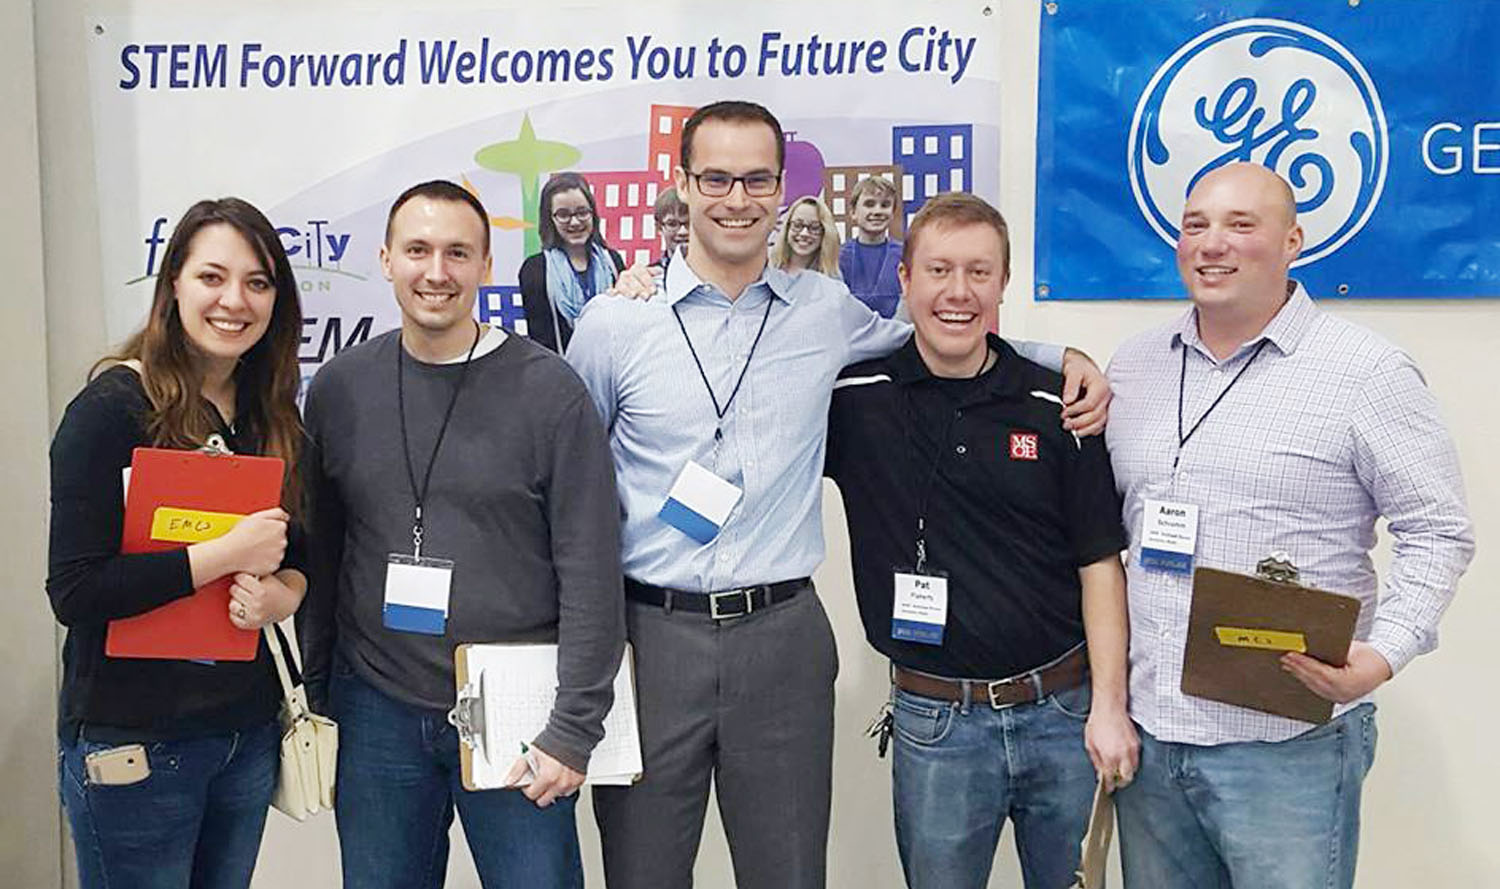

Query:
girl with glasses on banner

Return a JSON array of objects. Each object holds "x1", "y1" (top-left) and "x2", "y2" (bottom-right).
[
  {"x1": 771, "y1": 195, "x2": 843, "y2": 279},
  {"x1": 47, "y1": 197, "x2": 307, "y2": 889},
  {"x1": 519, "y1": 172, "x2": 627, "y2": 353}
]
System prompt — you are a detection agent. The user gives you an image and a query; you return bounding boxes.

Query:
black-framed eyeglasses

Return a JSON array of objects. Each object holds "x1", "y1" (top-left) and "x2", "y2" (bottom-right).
[
  {"x1": 787, "y1": 221, "x2": 824, "y2": 236},
  {"x1": 686, "y1": 170, "x2": 782, "y2": 198},
  {"x1": 551, "y1": 208, "x2": 593, "y2": 225},
  {"x1": 658, "y1": 217, "x2": 688, "y2": 230}
]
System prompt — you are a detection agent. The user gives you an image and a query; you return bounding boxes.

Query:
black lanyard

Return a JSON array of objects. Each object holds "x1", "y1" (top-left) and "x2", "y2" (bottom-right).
[
  {"x1": 902, "y1": 352, "x2": 991, "y2": 572},
  {"x1": 396, "y1": 322, "x2": 481, "y2": 557},
  {"x1": 671, "y1": 294, "x2": 775, "y2": 444},
  {"x1": 1174, "y1": 338, "x2": 1268, "y2": 471}
]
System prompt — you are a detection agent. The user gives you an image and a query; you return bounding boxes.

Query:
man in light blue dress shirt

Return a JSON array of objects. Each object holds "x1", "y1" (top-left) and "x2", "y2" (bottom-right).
[{"x1": 566, "y1": 100, "x2": 1110, "y2": 889}]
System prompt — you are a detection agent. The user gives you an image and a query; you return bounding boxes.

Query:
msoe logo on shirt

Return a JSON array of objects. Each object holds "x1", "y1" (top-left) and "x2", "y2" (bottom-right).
[
  {"x1": 1128, "y1": 18, "x2": 1387, "y2": 267},
  {"x1": 1009, "y1": 431, "x2": 1039, "y2": 461}
]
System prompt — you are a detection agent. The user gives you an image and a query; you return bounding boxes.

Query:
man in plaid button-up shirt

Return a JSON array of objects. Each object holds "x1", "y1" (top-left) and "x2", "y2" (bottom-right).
[{"x1": 1106, "y1": 163, "x2": 1474, "y2": 889}]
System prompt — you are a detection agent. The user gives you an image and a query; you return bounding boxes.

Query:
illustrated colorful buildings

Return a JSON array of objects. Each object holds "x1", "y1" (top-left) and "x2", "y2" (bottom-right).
[
  {"x1": 578, "y1": 170, "x2": 663, "y2": 267},
  {"x1": 648, "y1": 104, "x2": 696, "y2": 182},
  {"x1": 891, "y1": 124, "x2": 973, "y2": 227},
  {"x1": 477, "y1": 284, "x2": 527, "y2": 336}
]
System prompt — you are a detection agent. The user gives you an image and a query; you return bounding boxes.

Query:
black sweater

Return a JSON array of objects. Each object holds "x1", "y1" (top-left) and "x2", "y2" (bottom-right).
[
  {"x1": 47, "y1": 366, "x2": 285, "y2": 742},
  {"x1": 518, "y1": 248, "x2": 626, "y2": 354}
]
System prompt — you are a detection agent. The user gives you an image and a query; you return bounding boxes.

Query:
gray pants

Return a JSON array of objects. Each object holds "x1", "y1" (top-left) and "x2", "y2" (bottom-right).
[{"x1": 594, "y1": 584, "x2": 839, "y2": 889}]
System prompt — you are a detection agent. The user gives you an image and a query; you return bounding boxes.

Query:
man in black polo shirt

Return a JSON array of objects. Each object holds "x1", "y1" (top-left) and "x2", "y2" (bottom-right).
[{"x1": 825, "y1": 192, "x2": 1138, "y2": 889}]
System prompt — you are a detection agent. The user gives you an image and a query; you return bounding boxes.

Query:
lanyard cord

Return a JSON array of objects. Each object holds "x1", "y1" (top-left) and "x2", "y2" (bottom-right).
[
  {"x1": 901, "y1": 351, "x2": 991, "y2": 572},
  {"x1": 397, "y1": 321, "x2": 481, "y2": 557},
  {"x1": 1175, "y1": 338, "x2": 1269, "y2": 471},
  {"x1": 671, "y1": 294, "x2": 775, "y2": 443}
]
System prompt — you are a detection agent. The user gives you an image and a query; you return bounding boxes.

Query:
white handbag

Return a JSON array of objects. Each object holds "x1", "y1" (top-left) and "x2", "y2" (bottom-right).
[{"x1": 265, "y1": 622, "x2": 338, "y2": 820}]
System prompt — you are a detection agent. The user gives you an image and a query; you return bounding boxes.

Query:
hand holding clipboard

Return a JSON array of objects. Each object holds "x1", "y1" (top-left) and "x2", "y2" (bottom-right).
[{"x1": 107, "y1": 447, "x2": 286, "y2": 661}]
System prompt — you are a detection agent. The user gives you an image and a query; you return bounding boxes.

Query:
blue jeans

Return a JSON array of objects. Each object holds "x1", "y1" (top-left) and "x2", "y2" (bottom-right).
[
  {"x1": 1116, "y1": 703, "x2": 1377, "y2": 889},
  {"x1": 890, "y1": 681, "x2": 1098, "y2": 889},
  {"x1": 330, "y1": 659, "x2": 583, "y2": 889},
  {"x1": 59, "y1": 721, "x2": 279, "y2": 889}
]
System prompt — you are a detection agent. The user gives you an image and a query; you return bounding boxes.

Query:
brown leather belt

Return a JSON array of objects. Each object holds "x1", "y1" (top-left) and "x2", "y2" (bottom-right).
[{"x1": 892, "y1": 645, "x2": 1089, "y2": 709}]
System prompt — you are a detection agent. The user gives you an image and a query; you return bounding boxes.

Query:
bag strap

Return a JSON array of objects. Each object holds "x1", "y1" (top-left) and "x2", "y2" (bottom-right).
[{"x1": 264, "y1": 623, "x2": 307, "y2": 720}]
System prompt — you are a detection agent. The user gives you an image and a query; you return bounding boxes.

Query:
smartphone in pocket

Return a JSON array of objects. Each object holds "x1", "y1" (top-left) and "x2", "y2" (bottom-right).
[{"x1": 84, "y1": 744, "x2": 151, "y2": 786}]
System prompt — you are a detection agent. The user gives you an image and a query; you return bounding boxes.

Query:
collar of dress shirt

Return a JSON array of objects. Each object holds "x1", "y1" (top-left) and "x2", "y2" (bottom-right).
[
  {"x1": 663, "y1": 252, "x2": 798, "y2": 307},
  {"x1": 1173, "y1": 279, "x2": 1318, "y2": 359}
]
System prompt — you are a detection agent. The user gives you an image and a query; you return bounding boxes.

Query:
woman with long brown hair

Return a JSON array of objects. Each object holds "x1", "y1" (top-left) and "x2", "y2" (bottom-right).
[{"x1": 48, "y1": 197, "x2": 306, "y2": 889}]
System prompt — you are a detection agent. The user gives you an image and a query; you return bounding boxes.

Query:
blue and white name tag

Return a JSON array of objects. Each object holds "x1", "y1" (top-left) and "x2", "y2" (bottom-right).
[
  {"x1": 383, "y1": 554, "x2": 454, "y2": 635},
  {"x1": 891, "y1": 571, "x2": 949, "y2": 645},
  {"x1": 659, "y1": 460, "x2": 742, "y2": 544},
  {"x1": 1139, "y1": 498, "x2": 1199, "y2": 574}
]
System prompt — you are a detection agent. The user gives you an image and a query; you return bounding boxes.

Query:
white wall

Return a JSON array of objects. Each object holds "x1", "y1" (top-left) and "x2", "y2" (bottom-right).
[
  {"x1": 0, "y1": 0, "x2": 63, "y2": 884},
  {"x1": 21, "y1": 1, "x2": 1497, "y2": 886}
]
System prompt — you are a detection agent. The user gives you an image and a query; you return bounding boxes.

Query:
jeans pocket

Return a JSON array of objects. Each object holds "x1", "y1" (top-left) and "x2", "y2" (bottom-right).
[
  {"x1": 891, "y1": 691, "x2": 956, "y2": 747},
  {"x1": 1047, "y1": 682, "x2": 1093, "y2": 721}
]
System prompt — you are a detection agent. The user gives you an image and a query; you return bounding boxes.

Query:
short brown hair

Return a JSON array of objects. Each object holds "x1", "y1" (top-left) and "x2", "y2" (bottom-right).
[
  {"x1": 849, "y1": 174, "x2": 899, "y2": 207},
  {"x1": 680, "y1": 100, "x2": 785, "y2": 174},
  {"x1": 902, "y1": 193, "x2": 1010, "y2": 279},
  {"x1": 654, "y1": 186, "x2": 687, "y2": 221}
]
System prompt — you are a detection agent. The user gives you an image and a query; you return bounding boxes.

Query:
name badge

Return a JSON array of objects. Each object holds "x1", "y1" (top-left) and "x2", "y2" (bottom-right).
[
  {"x1": 891, "y1": 571, "x2": 949, "y2": 645},
  {"x1": 659, "y1": 460, "x2": 742, "y2": 544},
  {"x1": 1140, "y1": 498, "x2": 1199, "y2": 574},
  {"x1": 383, "y1": 554, "x2": 454, "y2": 635}
]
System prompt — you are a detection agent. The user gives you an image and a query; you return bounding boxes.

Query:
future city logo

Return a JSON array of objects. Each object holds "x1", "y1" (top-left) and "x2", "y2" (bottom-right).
[{"x1": 1128, "y1": 19, "x2": 1388, "y2": 267}]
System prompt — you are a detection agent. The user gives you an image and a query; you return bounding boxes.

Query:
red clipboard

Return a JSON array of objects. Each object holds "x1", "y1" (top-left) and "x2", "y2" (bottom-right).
[{"x1": 106, "y1": 447, "x2": 285, "y2": 661}]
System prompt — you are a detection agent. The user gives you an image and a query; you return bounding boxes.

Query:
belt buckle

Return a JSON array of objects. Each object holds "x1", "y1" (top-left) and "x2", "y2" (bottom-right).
[
  {"x1": 709, "y1": 588, "x2": 752, "y2": 620},
  {"x1": 985, "y1": 678, "x2": 1020, "y2": 710}
]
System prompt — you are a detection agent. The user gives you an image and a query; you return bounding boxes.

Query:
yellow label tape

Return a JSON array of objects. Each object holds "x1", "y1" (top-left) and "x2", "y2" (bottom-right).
[
  {"x1": 150, "y1": 506, "x2": 244, "y2": 544},
  {"x1": 1213, "y1": 626, "x2": 1307, "y2": 653}
]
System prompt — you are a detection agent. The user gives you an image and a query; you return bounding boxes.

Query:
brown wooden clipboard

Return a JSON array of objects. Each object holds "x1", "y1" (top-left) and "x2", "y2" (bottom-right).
[
  {"x1": 1182, "y1": 563, "x2": 1361, "y2": 724},
  {"x1": 1070, "y1": 777, "x2": 1115, "y2": 888}
]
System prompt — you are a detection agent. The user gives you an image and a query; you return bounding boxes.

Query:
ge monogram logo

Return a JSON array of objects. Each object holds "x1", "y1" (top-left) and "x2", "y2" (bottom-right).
[{"x1": 1128, "y1": 19, "x2": 1388, "y2": 267}]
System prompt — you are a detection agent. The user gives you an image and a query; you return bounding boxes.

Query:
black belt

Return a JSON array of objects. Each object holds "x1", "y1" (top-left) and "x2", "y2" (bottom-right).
[{"x1": 624, "y1": 577, "x2": 809, "y2": 620}]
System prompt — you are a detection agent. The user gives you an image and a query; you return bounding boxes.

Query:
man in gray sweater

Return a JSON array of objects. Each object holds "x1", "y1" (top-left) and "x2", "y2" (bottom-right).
[{"x1": 302, "y1": 180, "x2": 624, "y2": 889}]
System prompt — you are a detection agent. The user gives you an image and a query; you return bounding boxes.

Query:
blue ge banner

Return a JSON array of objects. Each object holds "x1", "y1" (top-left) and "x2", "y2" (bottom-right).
[{"x1": 1036, "y1": 2, "x2": 1500, "y2": 300}]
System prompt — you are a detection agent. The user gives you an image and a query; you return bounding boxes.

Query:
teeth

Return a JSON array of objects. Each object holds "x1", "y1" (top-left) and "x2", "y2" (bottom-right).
[
  {"x1": 1198, "y1": 266, "x2": 1234, "y2": 276},
  {"x1": 717, "y1": 219, "x2": 756, "y2": 228},
  {"x1": 207, "y1": 319, "x2": 248, "y2": 333},
  {"x1": 936, "y1": 312, "x2": 975, "y2": 322}
]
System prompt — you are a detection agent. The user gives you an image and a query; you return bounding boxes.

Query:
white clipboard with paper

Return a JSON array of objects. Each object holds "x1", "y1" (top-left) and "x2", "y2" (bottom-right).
[{"x1": 449, "y1": 643, "x2": 642, "y2": 791}]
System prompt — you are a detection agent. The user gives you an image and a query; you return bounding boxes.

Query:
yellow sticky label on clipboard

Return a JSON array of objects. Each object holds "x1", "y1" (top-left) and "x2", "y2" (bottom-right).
[
  {"x1": 150, "y1": 506, "x2": 244, "y2": 543},
  {"x1": 1213, "y1": 625, "x2": 1307, "y2": 653}
]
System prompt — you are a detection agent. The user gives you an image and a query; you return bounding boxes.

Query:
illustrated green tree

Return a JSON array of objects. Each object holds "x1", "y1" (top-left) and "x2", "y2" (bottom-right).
[{"x1": 474, "y1": 114, "x2": 581, "y2": 257}]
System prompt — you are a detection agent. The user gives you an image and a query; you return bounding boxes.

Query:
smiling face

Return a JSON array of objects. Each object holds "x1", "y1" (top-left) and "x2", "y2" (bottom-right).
[
  {"x1": 549, "y1": 187, "x2": 595, "y2": 250},
  {"x1": 381, "y1": 196, "x2": 491, "y2": 357},
  {"x1": 786, "y1": 203, "x2": 824, "y2": 260},
  {"x1": 676, "y1": 118, "x2": 783, "y2": 280},
  {"x1": 658, "y1": 209, "x2": 690, "y2": 250},
  {"x1": 173, "y1": 223, "x2": 276, "y2": 372},
  {"x1": 852, "y1": 189, "x2": 896, "y2": 243},
  {"x1": 900, "y1": 220, "x2": 1008, "y2": 378},
  {"x1": 1177, "y1": 163, "x2": 1303, "y2": 320}
]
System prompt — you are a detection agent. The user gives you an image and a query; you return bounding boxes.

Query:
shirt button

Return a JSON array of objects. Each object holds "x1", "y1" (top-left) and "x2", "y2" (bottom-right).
[
  {"x1": 955, "y1": 444, "x2": 967, "y2": 455},
  {"x1": 745, "y1": 459, "x2": 756, "y2": 469},
  {"x1": 718, "y1": 551, "x2": 731, "y2": 563},
  {"x1": 1177, "y1": 471, "x2": 1190, "y2": 482}
]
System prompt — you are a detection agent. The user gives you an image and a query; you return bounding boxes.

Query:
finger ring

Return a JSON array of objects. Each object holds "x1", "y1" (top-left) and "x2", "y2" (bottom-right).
[{"x1": 237, "y1": 604, "x2": 248, "y2": 620}]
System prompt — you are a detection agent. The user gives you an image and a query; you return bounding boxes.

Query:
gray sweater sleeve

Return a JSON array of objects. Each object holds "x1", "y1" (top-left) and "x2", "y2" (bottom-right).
[{"x1": 530, "y1": 389, "x2": 627, "y2": 773}]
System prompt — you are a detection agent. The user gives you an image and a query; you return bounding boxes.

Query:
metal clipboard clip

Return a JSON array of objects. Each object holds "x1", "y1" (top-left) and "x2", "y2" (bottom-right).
[
  {"x1": 1255, "y1": 552, "x2": 1300, "y2": 585},
  {"x1": 447, "y1": 672, "x2": 488, "y2": 764}
]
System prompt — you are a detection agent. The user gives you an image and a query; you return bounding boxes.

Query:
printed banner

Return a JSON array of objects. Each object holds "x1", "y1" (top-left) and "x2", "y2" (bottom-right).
[
  {"x1": 86, "y1": 3, "x2": 1003, "y2": 393},
  {"x1": 1036, "y1": 2, "x2": 1500, "y2": 300}
]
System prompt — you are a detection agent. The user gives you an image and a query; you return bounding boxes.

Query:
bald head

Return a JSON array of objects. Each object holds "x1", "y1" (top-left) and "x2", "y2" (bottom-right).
[
  {"x1": 1176, "y1": 162, "x2": 1304, "y2": 328},
  {"x1": 1190, "y1": 163, "x2": 1298, "y2": 228}
]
